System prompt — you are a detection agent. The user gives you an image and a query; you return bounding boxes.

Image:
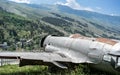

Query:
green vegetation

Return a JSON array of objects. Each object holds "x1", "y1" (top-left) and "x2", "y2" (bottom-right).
[
  {"x1": 0, "y1": 0, "x2": 120, "y2": 41},
  {"x1": 0, "y1": 64, "x2": 110, "y2": 75},
  {"x1": 51, "y1": 13, "x2": 75, "y2": 22},
  {"x1": 41, "y1": 17, "x2": 72, "y2": 27},
  {"x1": 0, "y1": 7, "x2": 64, "y2": 51},
  {"x1": 0, "y1": 65, "x2": 48, "y2": 75}
]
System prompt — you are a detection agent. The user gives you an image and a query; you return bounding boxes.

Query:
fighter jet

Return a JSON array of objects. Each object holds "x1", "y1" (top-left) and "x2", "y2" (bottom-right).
[{"x1": 0, "y1": 34, "x2": 120, "y2": 73}]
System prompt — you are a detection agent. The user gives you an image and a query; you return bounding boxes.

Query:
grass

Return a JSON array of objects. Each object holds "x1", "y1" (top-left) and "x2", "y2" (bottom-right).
[
  {"x1": 0, "y1": 64, "x2": 111, "y2": 75},
  {"x1": 0, "y1": 65, "x2": 49, "y2": 75}
]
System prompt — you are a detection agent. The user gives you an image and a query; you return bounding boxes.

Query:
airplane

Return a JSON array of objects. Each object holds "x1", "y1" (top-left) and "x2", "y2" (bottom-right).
[{"x1": 0, "y1": 34, "x2": 120, "y2": 74}]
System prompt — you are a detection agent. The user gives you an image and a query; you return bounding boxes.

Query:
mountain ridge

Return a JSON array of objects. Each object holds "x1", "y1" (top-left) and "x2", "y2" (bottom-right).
[
  {"x1": 0, "y1": 0, "x2": 120, "y2": 50},
  {"x1": 17, "y1": 3, "x2": 120, "y2": 31}
]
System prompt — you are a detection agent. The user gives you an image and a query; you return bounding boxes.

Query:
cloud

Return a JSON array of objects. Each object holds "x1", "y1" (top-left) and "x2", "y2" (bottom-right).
[
  {"x1": 9, "y1": 0, "x2": 30, "y2": 4},
  {"x1": 96, "y1": 7, "x2": 102, "y2": 10},
  {"x1": 110, "y1": 14, "x2": 118, "y2": 16},
  {"x1": 56, "y1": 0, "x2": 94, "y2": 11}
]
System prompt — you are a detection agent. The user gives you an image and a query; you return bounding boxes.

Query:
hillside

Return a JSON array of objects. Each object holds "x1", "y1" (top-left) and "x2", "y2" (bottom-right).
[
  {"x1": 0, "y1": 0, "x2": 120, "y2": 51},
  {"x1": 57, "y1": 5, "x2": 120, "y2": 27},
  {"x1": 23, "y1": 4, "x2": 120, "y2": 33},
  {"x1": 0, "y1": 7, "x2": 66, "y2": 50}
]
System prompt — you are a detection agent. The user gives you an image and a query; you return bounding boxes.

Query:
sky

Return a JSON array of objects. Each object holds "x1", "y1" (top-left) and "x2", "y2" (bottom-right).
[{"x1": 8, "y1": 0, "x2": 120, "y2": 16}]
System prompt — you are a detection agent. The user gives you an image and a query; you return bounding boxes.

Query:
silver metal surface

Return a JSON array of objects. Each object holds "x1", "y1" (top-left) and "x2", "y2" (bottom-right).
[{"x1": 1, "y1": 34, "x2": 120, "y2": 73}]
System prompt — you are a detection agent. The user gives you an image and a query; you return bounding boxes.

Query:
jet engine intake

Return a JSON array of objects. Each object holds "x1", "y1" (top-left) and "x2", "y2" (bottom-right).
[{"x1": 41, "y1": 35, "x2": 49, "y2": 47}]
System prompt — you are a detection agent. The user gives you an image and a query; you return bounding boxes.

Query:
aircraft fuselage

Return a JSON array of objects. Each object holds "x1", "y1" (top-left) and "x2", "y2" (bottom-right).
[{"x1": 41, "y1": 34, "x2": 120, "y2": 73}]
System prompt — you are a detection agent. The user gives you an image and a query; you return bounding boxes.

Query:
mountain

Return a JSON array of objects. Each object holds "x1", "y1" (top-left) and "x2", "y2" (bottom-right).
[
  {"x1": 23, "y1": 4, "x2": 120, "y2": 38},
  {"x1": 0, "y1": 7, "x2": 66, "y2": 50},
  {"x1": 0, "y1": 0, "x2": 120, "y2": 51},
  {"x1": 26, "y1": 4, "x2": 120, "y2": 29},
  {"x1": 57, "y1": 5, "x2": 120, "y2": 28}
]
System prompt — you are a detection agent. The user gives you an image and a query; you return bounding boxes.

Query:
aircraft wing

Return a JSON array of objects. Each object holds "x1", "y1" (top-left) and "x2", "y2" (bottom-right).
[
  {"x1": 0, "y1": 52, "x2": 73, "y2": 68},
  {"x1": 0, "y1": 51, "x2": 94, "y2": 68},
  {"x1": 0, "y1": 52, "x2": 72, "y2": 61}
]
